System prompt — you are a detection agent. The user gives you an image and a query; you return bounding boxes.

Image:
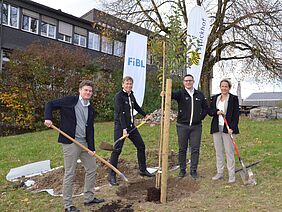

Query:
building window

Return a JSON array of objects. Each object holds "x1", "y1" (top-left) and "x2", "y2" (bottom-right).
[
  {"x1": 73, "y1": 26, "x2": 87, "y2": 47},
  {"x1": 41, "y1": 22, "x2": 56, "y2": 38},
  {"x1": 113, "y1": 40, "x2": 124, "y2": 57},
  {"x1": 73, "y1": 34, "x2": 86, "y2": 47},
  {"x1": 21, "y1": 10, "x2": 39, "y2": 34},
  {"x1": 41, "y1": 16, "x2": 57, "y2": 39},
  {"x1": 1, "y1": 4, "x2": 19, "y2": 28},
  {"x1": 0, "y1": 49, "x2": 11, "y2": 74},
  {"x1": 22, "y1": 15, "x2": 38, "y2": 33},
  {"x1": 58, "y1": 21, "x2": 72, "y2": 43},
  {"x1": 58, "y1": 34, "x2": 71, "y2": 43},
  {"x1": 101, "y1": 36, "x2": 113, "y2": 54},
  {"x1": 88, "y1": 32, "x2": 100, "y2": 51}
]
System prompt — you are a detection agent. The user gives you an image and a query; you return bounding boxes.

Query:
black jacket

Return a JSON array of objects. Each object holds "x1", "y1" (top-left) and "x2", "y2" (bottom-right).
[
  {"x1": 44, "y1": 96, "x2": 95, "y2": 151},
  {"x1": 208, "y1": 93, "x2": 239, "y2": 134},
  {"x1": 114, "y1": 90, "x2": 146, "y2": 129},
  {"x1": 172, "y1": 89, "x2": 208, "y2": 125}
]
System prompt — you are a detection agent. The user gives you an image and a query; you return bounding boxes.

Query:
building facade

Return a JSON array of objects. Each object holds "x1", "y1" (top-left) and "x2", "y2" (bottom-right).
[
  {"x1": 243, "y1": 92, "x2": 282, "y2": 107},
  {"x1": 0, "y1": 0, "x2": 154, "y2": 73}
]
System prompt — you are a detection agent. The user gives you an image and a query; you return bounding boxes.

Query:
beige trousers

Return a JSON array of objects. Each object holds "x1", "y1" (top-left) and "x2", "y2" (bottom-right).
[
  {"x1": 62, "y1": 142, "x2": 97, "y2": 208},
  {"x1": 212, "y1": 132, "x2": 235, "y2": 180}
]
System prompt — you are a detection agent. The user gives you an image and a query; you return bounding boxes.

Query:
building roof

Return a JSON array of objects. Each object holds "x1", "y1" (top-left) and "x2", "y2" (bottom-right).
[
  {"x1": 81, "y1": 8, "x2": 153, "y2": 37},
  {"x1": 245, "y1": 92, "x2": 282, "y2": 101}
]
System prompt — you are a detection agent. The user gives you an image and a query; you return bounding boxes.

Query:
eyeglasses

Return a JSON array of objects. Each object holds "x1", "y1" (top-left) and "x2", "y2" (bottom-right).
[{"x1": 184, "y1": 80, "x2": 194, "y2": 82}]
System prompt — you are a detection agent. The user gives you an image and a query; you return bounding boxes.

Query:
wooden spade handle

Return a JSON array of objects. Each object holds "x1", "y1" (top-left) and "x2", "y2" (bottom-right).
[
  {"x1": 51, "y1": 125, "x2": 128, "y2": 182},
  {"x1": 114, "y1": 120, "x2": 147, "y2": 144}
]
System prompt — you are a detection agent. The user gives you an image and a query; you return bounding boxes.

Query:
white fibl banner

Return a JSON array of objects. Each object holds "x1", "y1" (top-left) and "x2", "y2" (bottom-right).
[
  {"x1": 123, "y1": 31, "x2": 147, "y2": 108},
  {"x1": 187, "y1": 5, "x2": 210, "y2": 89}
]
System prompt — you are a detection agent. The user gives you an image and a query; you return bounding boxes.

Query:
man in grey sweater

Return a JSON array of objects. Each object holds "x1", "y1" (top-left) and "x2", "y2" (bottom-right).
[{"x1": 44, "y1": 80, "x2": 104, "y2": 212}]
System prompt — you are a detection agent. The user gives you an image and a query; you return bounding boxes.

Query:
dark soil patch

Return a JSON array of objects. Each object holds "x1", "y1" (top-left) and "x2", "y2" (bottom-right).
[
  {"x1": 147, "y1": 187, "x2": 161, "y2": 202},
  {"x1": 117, "y1": 177, "x2": 199, "y2": 202},
  {"x1": 95, "y1": 200, "x2": 134, "y2": 212}
]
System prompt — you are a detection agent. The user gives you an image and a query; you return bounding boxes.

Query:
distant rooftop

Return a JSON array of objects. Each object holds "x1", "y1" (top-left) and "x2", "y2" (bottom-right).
[{"x1": 245, "y1": 92, "x2": 282, "y2": 101}]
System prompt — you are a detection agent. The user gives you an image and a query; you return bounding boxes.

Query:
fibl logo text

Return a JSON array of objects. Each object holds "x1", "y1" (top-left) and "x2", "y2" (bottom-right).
[{"x1": 128, "y1": 57, "x2": 145, "y2": 68}]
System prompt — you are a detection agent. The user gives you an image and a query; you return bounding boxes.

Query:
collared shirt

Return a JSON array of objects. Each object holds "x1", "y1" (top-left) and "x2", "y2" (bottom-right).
[
  {"x1": 75, "y1": 97, "x2": 89, "y2": 143},
  {"x1": 79, "y1": 96, "x2": 90, "y2": 107},
  {"x1": 185, "y1": 87, "x2": 194, "y2": 126},
  {"x1": 217, "y1": 99, "x2": 225, "y2": 126},
  {"x1": 185, "y1": 87, "x2": 194, "y2": 97}
]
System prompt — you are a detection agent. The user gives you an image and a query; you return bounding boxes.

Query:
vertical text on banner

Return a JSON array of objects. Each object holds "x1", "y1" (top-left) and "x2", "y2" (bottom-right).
[
  {"x1": 123, "y1": 31, "x2": 148, "y2": 110},
  {"x1": 187, "y1": 5, "x2": 210, "y2": 89}
]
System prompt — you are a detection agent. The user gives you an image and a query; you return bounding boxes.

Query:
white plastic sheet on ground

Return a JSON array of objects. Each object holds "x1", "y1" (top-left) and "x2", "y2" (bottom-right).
[
  {"x1": 6, "y1": 160, "x2": 51, "y2": 181},
  {"x1": 147, "y1": 167, "x2": 158, "y2": 174},
  {"x1": 6, "y1": 160, "x2": 103, "y2": 196}
]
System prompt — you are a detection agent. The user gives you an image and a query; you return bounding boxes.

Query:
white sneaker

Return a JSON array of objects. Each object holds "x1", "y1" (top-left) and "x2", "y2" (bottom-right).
[
  {"x1": 228, "y1": 177, "x2": 236, "y2": 183},
  {"x1": 212, "y1": 173, "x2": 223, "y2": 181}
]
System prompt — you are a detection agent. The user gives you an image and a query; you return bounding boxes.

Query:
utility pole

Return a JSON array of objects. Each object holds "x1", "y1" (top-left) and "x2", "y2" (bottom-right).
[{"x1": 237, "y1": 81, "x2": 242, "y2": 105}]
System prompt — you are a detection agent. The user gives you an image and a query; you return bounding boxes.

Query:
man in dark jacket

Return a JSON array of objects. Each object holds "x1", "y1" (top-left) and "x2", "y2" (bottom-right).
[
  {"x1": 108, "y1": 76, "x2": 153, "y2": 186},
  {"x1": 44, "y1": 80, "x2": 104, "y2": 212},
  {"x1": 172, "y1": 74, "x2": 208, "y2": 179}
]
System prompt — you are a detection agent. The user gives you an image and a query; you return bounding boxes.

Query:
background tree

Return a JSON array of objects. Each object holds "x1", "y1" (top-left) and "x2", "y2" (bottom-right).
[
  {"x1": 0, "y1": 42, "x2": 93, "y2": 134},
  {"x1": 0, "y1": 40, "x2": 164, "y2": 136},
  {"x1": 100, "y1": 0, "x2": 282, "y2": 97},
  {"x1": 148, "y1": 7, "x2": 200, "y2": 94},
  {"x1": 0, "y1": 42, "x2": 113, "y2": 134}
]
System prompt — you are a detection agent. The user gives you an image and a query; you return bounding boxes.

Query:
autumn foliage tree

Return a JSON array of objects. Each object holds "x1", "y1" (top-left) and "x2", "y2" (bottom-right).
[{"x1": 0, "y1": 42, "x2": 94, "y2": 134}]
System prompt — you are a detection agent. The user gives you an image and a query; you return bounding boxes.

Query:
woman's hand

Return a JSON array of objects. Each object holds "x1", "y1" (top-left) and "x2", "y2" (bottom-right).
[
  {"x1": 228, "y1": 128, "x2": 233, "y2": 135},
  {"x1": 217, "y1": 110, "x2": 224, "y2": 116}
]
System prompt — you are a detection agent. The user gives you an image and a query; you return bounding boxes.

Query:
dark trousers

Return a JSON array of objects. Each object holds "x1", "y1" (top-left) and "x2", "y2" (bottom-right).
[
  {"x1": 176, "y1": 123, "x2": 202, "y2": 172},
  {"x1": 109, "y1": 124, "x2": 147, "y2": 176}
]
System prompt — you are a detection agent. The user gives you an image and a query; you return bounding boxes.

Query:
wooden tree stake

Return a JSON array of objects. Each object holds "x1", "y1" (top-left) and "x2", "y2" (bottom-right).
[
  {"x1": 160, "y1": 79, "x2": 172, "y2": 203},
  {"x1": 156, "y1": 41, "x2": 166, "y2": 189}
]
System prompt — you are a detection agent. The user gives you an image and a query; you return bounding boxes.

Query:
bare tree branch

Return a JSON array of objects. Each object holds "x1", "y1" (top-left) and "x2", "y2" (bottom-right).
[{"x1": 99, "y1": 0, "x2": 282, "y2": 96}]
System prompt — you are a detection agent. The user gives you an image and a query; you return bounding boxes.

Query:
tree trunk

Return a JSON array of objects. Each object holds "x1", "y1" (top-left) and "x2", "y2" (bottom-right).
[
  {"x1": 200, "y1": 71, "x2": 211, "y2": 99},
  {"x1": 200, "y1": 59, "x2": 213, "y2": 99}
]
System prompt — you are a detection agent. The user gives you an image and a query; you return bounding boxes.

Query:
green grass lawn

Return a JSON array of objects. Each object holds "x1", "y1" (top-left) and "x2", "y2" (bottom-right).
[{"x1": 0, "y1": 116, "x2": 281, "y2": 211}]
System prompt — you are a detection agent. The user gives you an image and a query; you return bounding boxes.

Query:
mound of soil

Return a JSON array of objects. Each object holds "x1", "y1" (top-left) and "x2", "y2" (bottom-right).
[
  {"x1": 27, "y1": 150, "x2": 198, "y2": 210},
  {"x1": 30, "y1": 159, "x2": 128, "y2": 195}
]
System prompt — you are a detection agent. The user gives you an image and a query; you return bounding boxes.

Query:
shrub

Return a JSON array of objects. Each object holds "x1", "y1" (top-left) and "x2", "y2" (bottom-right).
[
  {"x1": 0, "y1": 87, "x2": 35, "y2": 136},
  {"x1": 0, "y1": 41, "x2": 184, "y2": 135},
  {"x1": 0, "y1": 41, "x2": 93, "y2": 135},
  {"x1": 142, "y1": 71, "x2": 162, "y2": 113},
  {"x1": 91, "y1": 70, "x2": 121, "y2": 121}
]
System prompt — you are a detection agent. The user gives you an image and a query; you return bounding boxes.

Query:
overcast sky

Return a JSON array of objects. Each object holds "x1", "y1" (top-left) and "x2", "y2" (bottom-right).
[
  {"x1": 32, "y1": 0, "x2": 282, "y2": 99},
  {"x1": 32, "y1": 0, "x2": 101, "y2": 17}
]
